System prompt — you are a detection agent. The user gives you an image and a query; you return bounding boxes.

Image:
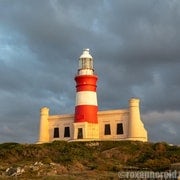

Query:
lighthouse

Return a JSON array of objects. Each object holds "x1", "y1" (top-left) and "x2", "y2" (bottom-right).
[
  {"x1": 73, "y1": 49, "x2": 99, "y2": 140},
  {"x1": 37, "y1": 49, "x2": 148, "y2": 143}
]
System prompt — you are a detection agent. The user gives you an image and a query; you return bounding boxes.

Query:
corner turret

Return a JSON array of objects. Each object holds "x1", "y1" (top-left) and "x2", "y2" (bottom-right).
[
  {"x1": 37, "y1": 107, "x2": 49, "y2": 144},
  {"x1": 128, "y1": 98, "x2": 147, "y2": 142}
]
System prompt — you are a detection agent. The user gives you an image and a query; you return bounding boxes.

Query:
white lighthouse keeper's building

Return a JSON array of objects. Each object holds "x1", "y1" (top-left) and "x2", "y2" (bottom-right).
[{"x1": 37, "y1": 49, "x2": 147, "y2": 143}]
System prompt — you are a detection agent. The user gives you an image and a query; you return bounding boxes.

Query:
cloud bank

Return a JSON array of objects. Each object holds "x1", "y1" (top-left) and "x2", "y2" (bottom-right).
[{"x1": 0, "y1": 0, "x2": 180, "y2": 144}]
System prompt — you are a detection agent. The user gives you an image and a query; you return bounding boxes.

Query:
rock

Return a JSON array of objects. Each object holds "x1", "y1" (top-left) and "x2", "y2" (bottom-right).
[
  {"x1": 34, "y1": 161, "x2": 43, "y2": 166},
  {"x1": 30, "y1": 165, "x2": 39, "y2": 171},
  {"x1": 5, "y1": 167, "x2": 25, "y2": 176},
  {"x1": 50, "y1": 162, "x2": 56, "y2": 166}
]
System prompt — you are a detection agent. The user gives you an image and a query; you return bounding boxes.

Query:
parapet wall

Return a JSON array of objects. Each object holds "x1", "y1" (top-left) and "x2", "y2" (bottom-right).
[{"x1": 37, "y1": 101, "x2": 148, "y2": 143}]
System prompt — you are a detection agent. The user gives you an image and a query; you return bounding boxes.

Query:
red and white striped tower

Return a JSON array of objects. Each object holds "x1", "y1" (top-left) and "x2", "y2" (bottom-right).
[{"x1": 74, "y1": 49, "x2": 98, "y2": 124}]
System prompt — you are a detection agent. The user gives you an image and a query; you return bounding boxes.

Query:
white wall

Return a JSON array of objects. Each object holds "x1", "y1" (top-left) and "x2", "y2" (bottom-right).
[
  {"x1": 48, "y1": 114, "x2": 74, "y2": 141},
  {"x1": 45, "y1": 107, "x2": 147, "y2": 142},
  {"x1": 98, "y1": 109, "x2": 129, "y2": 140}
]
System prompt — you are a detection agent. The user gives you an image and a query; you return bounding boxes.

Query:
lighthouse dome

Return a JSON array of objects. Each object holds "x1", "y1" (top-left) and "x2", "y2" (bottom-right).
[{"x1": 80, "y1": 49, "x2": 92, "y2": 59}]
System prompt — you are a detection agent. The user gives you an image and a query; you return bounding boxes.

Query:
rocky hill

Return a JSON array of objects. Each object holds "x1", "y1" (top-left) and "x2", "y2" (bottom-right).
[{"x1": 0, "y1": 141, "x2": 179, "y2": 179}]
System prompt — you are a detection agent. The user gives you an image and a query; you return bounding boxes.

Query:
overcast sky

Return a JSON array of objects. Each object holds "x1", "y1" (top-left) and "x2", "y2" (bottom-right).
[{"x1": 0, "y1": 0, "x2": 180, "y2": 144}]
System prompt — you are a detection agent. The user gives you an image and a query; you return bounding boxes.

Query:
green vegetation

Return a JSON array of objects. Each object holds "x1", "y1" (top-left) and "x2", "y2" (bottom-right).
[{"x1": 0, "y1": 141, "x2": 179, "y2": 178}]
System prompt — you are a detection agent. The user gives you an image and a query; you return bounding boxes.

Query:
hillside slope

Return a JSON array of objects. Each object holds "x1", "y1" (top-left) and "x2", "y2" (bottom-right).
[{"x1": 0, "y1": 141, "x2": 179, "y2": 179}]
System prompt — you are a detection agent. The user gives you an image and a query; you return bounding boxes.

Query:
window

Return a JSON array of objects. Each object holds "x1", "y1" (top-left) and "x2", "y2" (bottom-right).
[
  {"x1": 82, "y1": 59, "x2": 93, "y2": 69},
  {"x1": 117, "y1": 123, "x2": 124, "y2": 134},
  {"x1": 64, "y1": 127, "x2": 70, "y2": 137},
  {"x1": 104, "y1": 124, "x2": 111, "y2": 135},
  {"x1": 77, "y1": 128, "x2": 83, "y2": 139},
  {"x1": 53, "y1": 127, "x2": 59, "y2": 138}
]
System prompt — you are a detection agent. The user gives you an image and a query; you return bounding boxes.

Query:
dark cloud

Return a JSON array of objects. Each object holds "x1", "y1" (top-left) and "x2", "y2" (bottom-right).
[{"x1": 0, "y1": 0, "x2": 180, "y2": 144}]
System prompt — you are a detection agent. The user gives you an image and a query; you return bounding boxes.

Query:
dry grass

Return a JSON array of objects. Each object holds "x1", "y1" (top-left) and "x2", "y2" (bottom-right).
[{"x1": 0, "y1": 141, "x2": 179, "y2": 178}]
